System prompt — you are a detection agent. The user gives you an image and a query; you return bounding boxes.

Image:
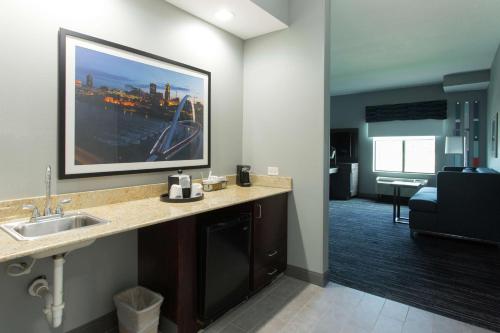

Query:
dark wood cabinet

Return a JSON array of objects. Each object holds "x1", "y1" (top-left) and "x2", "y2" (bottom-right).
[
  {"x1": 138, "y1": 216, "x2": 198, "y2": 333},
  {"x1": 138, "y1": 194, "x2": 288, "y2": 333},
  {"x1": 251, "y1": 194, "x2": 288, "y2": 292},
  {"x1": 330, "y1": 162, "x2": 359, "y2": 200},
  {"x1": 330, "y1": 128, "x2": 358, "y2": 164}
]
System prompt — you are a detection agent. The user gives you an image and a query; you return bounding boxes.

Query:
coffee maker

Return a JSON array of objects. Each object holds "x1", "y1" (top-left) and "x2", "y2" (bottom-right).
[{"x1": 236, "y1": 165, "x2": 251, "y2": 187}]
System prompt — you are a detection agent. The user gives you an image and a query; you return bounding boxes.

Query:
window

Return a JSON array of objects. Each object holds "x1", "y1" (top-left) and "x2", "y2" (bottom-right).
[{"x1": 373, "y1": 136, "x2": 435, "y2": 174}]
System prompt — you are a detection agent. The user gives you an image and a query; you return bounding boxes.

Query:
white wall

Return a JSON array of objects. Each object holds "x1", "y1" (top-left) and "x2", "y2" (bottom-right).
[
  {"x1": 0, "y1": 0, "x2": 243, "y2": 201},
  {"x1": 487, "y1": 44, "x2": 500, "y2": 170},
  {"x1": 331, "y1": 85, "x2": 488, "y2": 196},
  {"x1": 0, "y1": 0, "x2": 244, "y2": 331},
  {"x1": 243, "y1": 0, "x2": 330, "y2": 276}
]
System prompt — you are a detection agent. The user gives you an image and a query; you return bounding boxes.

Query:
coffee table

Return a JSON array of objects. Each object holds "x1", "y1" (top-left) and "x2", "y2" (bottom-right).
[{"x1": 376, "y1": 178, "x2": 428, "y2": 224}]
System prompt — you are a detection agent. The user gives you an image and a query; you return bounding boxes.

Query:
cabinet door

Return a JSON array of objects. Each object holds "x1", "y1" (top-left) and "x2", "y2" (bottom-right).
[
  {"x1": 252, "y1": 194, "x2": 287, "y2": 291},
  {"x1": 254, "y1": 195, "x2": 285, "y2": 250}
]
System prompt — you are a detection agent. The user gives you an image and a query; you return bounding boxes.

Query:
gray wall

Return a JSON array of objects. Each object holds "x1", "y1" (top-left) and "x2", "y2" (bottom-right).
[
  {"x1": 331, "y1": 84, "x2": 488, "y2": 196},
  {"x1": 243, "y1": 0, "x2": 330, "y2": 275},
  {"x1": 0, "y1": 232, "x2": 137, "y2": 333},
  {"x1": 487, "y1": 44, "x2": 500, "y2": 170},
  {"x1": 0, "y1": 0, "x2": 243, "y2": 332},
  {"x1": 0, "y1": 0, "x2": 243, "y2": 201}
]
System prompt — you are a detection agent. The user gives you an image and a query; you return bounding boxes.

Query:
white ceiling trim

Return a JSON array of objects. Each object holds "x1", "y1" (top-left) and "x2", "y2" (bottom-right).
[{"x1": 164, "y1": 0, "x2": 288, "y2": 40}]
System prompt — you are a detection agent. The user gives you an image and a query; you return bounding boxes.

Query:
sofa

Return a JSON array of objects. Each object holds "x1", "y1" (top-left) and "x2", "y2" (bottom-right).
[{"x1": 409, "y1": 167, "x2": 500, "y2": 244}]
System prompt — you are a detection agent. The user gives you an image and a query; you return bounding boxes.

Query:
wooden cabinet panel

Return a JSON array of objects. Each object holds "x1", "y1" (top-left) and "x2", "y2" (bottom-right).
[
  {"x1": 138, "y1": 216, "x2": 198, "y2": 333},
  {"x1": 253, "y1": 195, "x2": 286, "y2": 251},
  {"x1": 138, "y1": 194, "x2": 289, "y2": 331},
  {"x1": 251, "y1": 194, "x2": 288, "y2": 292}
]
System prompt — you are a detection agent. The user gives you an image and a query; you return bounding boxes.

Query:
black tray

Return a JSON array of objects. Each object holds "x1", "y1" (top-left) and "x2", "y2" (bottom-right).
[{"x1": 160, "y1": 193, "x2": 204, "y2": 203}]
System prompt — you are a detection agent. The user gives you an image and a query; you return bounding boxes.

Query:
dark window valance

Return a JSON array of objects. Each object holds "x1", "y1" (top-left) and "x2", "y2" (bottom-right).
[{"x1": 365, "y1": 100, "x2": 447, "y2": 123}]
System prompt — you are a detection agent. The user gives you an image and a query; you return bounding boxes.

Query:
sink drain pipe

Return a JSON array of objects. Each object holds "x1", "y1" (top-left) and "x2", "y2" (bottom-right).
[
  {"x1": 29, "y1": 255, "x2": 65, "y2": 328},
  {"x1": 52, "y1": 255, "x2": 65, "y2": 327}
]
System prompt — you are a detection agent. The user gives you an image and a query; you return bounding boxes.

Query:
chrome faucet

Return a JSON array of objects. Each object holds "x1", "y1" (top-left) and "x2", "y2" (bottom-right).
[
  {"x1": 22, "y1": 166, "x2": 73, "y2": 222},
  {"x1": 23, "y1": 204, "x2": 40, "y2": 222},
  {"x1": 55, "y1": 198, "x2": 71, "y2": 216},
  {"x1": 44, "y1": 165, "x2": 52, "y2": 216}
]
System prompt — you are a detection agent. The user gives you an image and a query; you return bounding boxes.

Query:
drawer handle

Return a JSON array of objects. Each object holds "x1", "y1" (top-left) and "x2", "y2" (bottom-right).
[
  {"x1": 267, "y1": 268, "x2": 278, "y2": 276},
  {"x1": 267, "y1": 250, "x2": 278, "y2": 257}
]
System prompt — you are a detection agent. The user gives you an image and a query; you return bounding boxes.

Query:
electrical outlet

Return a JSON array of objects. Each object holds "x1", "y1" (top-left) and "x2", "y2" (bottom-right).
[{"x1": 267, "y1": 166, "x2": 279, "y2": 176}]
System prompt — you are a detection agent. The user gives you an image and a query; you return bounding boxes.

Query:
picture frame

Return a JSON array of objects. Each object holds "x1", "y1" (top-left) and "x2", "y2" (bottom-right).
[{"x1": 58, "y1": 29, "x2": 210, "y2": 179}]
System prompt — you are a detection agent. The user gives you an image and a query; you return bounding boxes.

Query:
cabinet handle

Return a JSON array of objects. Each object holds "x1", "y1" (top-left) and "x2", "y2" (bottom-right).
[
  {"x1": 256, "y1": 203, "x2": 262, "y2": 219},
  {"x1": 267, "y1": 250, "x2": 278, "y2": 257},
  {"x1": 267, "y1": 268, "x2": 278, "y2": 276}
]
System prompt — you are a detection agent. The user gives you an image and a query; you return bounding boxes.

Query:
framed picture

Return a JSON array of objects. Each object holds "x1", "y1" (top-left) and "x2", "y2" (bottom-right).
[
  {"x1": 492, "y1": 113, "x2": 498, "y2": 158},
  {"x1": 58, "y1": 29, "x2": 210, "y2": 179}
]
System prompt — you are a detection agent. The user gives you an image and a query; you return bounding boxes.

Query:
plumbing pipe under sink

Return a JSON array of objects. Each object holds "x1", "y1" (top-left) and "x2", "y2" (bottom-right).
[
  {"x1": 29, "y1": 255, "x2": 65, "y2": 328},
  {"x1": 5, "y1": 166, "x2": 102, "y2": 328}
]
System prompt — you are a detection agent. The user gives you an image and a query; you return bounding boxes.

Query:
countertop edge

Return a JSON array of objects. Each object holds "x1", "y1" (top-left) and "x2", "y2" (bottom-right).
[{"x1": 0, "y1": 186, "x2": 291, "y2": 263}]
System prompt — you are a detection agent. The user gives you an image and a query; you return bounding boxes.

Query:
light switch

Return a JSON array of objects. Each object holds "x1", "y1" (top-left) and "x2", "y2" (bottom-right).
[{"x1": 267, "y1": 166, "x2": 279, "y2": 176}]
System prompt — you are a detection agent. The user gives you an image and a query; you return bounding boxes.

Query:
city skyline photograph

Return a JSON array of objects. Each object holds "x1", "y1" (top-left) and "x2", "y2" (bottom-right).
[
  {"x1": 75, "y1": 46, "x2": 205, "y2": 103},
  {"x1": 60, "y1": 29, "x2": 210, "y2": 178}
]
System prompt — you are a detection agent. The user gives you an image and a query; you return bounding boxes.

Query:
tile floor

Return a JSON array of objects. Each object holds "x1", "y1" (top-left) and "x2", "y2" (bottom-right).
[{"x1": 202, "y1": 276, "x2": 495, "y2": 333}]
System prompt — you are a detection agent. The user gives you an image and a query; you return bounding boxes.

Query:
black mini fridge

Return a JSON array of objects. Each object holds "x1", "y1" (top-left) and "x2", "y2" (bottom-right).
[{"x1": 198, "y1": 209, "x2": 251, "y2": 324}]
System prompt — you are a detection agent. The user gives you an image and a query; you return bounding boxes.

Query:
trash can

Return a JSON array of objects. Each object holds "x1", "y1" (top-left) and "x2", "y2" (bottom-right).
[{"x1": 114, "y1": 286, "x2": 164, "y2": 333}]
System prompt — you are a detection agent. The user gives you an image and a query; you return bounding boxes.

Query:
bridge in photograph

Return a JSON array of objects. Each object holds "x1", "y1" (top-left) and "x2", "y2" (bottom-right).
[{"x1": 148, "y1": 95, "x2": 203, "y2": 161}]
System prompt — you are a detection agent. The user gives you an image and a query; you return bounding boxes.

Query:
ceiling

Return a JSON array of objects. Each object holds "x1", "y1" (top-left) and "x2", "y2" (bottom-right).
[
  {"x1": 331, "y1": 0, "x2": 500, "y2": 96},
  {"x1": 164, "y1": 0, "x2": 288, "y2": 40}
]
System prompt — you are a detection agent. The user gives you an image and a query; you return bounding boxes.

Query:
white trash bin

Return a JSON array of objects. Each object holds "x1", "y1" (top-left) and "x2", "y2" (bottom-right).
[{"x1": 114, "y1": 286, "x2": 164, "y2": 333}]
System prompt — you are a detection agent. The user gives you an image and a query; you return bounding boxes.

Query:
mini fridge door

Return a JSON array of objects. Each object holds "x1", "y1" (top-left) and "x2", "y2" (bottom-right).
[{"x1": 198, "y1": 213, "x2": 251, "y2": 323}]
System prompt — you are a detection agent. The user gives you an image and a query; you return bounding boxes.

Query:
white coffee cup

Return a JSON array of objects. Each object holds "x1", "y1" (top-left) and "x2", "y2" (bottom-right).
[
  {"x1": 191, "y1": 183, "x2": 203, "y2": 198},
  {"x1": 169, "y1": 184, "x2": 183, "y2": 199}
]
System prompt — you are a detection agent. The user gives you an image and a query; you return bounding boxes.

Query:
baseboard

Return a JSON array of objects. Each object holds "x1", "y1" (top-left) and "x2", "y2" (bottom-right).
[
  {"x1": 358, "y1": 193, "x2": 411, "y2": 204},
  {"x1": 357, "y1": 193, "x2": 378, "y2": 200},
  {"x1": 67, "y1": 311, "x2": 117, "y2": 333},
  {"x1": 286, "y1": 264, "x2": 328, "y2": 287}
]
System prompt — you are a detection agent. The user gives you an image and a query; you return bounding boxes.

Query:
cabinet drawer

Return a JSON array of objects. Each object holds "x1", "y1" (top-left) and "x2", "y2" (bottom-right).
[
  {"x1": 253, "y1": 246, "x2": 285, "y2": 273},
  {"x1": 251, "y1": 194, "x2": 288, "y2": 292},
  {"x1": 252, "y1": 251, "x2": 286, "y2": 291}
]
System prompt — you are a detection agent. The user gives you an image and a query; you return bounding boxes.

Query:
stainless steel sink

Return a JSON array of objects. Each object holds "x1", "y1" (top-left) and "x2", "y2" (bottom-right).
[{"x1": 1, "y1": 213, "x2": 109, "y2": 241}]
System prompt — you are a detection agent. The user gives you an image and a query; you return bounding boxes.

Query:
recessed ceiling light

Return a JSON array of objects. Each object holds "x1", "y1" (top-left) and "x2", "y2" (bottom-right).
[{"x1": 214, "y1": 9, "x2": 234, "y2": 22}]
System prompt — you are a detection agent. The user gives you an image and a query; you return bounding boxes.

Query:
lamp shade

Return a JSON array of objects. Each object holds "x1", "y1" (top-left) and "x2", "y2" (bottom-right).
[{"x1": 445, "y1": 136, "x2": 464, "y2": 154}]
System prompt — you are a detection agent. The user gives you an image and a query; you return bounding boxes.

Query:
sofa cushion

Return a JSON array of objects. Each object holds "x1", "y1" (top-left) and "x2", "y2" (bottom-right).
[
  {"x1": 476, "y1": 167, "x2": 499, "y2": 174},
  {"x1": 409, "y1": 187, "x2": 437, "y2": 212},
  {"x1": 462, "y1": 167, "x2": 476, "y2": 173}
]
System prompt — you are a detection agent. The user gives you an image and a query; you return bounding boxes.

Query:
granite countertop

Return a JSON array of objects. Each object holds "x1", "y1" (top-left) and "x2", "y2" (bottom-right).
[{"x1": 0, "y1": 185, "x2": 291, "y2": 263}]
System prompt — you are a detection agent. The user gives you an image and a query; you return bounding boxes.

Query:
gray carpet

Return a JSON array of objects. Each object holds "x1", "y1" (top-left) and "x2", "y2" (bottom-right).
[{"x1": 328, "y1": 198, "x2": 500, "y2": 332}]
